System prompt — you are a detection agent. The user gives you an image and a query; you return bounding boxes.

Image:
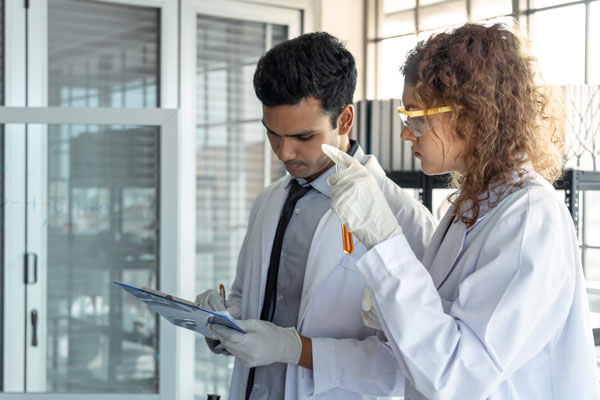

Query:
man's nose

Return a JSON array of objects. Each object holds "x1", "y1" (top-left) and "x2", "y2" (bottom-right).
[{"x1": 277, "y1": 137, "x2": 296, "y2": 160}]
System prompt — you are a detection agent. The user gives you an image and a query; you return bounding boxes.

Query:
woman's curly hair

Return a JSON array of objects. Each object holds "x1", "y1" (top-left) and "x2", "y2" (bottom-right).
[{"x1": 401, "y1": 23, "x2": 564, "y2": 227}]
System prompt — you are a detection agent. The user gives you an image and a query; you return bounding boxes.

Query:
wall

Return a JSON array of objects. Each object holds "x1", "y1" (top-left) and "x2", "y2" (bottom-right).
[{"x1": 319, "y1": 0, "x2": 366, "y2": 101}]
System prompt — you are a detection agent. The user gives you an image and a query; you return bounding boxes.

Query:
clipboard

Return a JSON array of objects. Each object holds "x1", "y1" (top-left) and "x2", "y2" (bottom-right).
[{"x1": 114, "y1": 281, "x2": 245, "y2": 338}]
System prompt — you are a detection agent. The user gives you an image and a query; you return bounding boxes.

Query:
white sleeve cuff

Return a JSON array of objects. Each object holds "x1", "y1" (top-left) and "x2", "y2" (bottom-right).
[
  {"x1": 311, "y1": 338, "x2": 339, "y2": 395},
  {"x1": 356, "y1": 233, "x2": 419, "y2": 287}
]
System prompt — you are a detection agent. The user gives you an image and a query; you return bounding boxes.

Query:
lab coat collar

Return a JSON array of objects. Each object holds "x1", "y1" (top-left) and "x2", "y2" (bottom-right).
[
  {"x1": 458, "y1": 162, "x2": 537, "y2": 230},
  {"x1": 425, "y1": 163, "x2": 539, "y2": 287}
]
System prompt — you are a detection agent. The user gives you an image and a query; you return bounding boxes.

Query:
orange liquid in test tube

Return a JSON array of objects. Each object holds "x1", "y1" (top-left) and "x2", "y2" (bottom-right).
[{"x1": 342, "y1": 224, "x2": 354, "y2": 254}]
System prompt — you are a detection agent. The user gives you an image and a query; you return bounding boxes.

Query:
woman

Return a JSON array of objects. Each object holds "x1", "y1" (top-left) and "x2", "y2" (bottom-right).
[{"x1": 322, "y1": 23, "x2": 599, "y2": 399}]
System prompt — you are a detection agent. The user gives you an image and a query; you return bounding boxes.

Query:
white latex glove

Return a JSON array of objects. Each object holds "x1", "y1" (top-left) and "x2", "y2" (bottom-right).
[
  {"x1": 361, "y1": 288, "x2": 382, "y2": 330},
  {"x1": 322, "y1": 144, "x2": 403, "y2": 250},
  {"x1": 207, "y1": 319, "x2": 302, "y2": 368},
  {"x1": 195, "y1": 289, "x2": 226, "y2": 312},
  {"x1": 195, "y1": 289, "x2": 231, "y2": 355}
]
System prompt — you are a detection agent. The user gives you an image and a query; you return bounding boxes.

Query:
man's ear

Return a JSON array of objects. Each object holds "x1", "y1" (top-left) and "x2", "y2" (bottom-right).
[{"x1": 336, "y1": 104, "x2": 354, "y2": 136}]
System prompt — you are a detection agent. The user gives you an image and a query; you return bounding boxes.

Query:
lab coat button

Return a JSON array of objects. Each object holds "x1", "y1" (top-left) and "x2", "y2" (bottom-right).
[{"x1": 295, "y1": 208, "x2": 301, "y2": 214}]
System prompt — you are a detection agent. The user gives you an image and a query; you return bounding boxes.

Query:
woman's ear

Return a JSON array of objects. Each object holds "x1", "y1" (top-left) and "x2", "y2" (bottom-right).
[{"x1": 336, "y1": 104, "x2": 354, "y2": 136}]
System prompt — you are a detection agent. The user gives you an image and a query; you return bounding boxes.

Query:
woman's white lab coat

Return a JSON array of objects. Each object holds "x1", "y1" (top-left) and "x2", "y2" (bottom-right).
[
  {"x1": 226, "y1": 147, "x2": 437, "y2": 400},
  {"x1": 356, "y1": 174, "x2": 600, "y2": 399}
]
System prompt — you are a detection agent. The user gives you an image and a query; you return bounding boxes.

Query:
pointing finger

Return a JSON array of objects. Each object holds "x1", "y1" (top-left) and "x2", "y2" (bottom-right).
[{"x1": 321, "y1": 144, "x2": 355, "y2": 169}]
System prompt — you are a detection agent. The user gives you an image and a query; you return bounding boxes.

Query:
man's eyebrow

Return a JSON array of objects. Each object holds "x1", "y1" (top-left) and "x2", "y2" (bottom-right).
[
  {"x1": 403, "y1": 103, "x2": 419, "y2": 111},
  {"x1": 261, "y1": 120, "x2": 319, "y2": 137}
]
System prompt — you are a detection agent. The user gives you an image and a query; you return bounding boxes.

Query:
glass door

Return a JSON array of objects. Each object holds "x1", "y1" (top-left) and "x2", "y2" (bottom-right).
[
  {"x1": 181, "y1": 1, "x2": 301, "y2": 398},
  {"x1": 2, "y1": 0, "x2": 186, "y2": 398}
]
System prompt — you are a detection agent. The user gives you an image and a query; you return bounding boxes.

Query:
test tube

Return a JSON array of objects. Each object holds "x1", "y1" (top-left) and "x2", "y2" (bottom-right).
[
  {"x1": 335, "y1": 163, "x2": 354, "y2": 254},
  {"x1": 342, "y1": 223, "x2": 354, "y2": 254}
]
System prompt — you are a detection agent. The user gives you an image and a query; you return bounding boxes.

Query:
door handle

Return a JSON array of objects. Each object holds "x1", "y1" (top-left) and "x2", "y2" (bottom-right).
[
  {"x1": 25, "y1": 252, "x2": 38, "y2": 284},
  {"x1": 31, "y1": 309, "x2": 38, "y2": 347}
]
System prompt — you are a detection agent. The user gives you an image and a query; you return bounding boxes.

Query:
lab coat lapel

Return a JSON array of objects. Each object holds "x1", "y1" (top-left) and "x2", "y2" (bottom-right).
[
  {"x1": 421, "y1": 210, "x2": 453, "y2": 269},
  {"x1": 426, "y1": 208, "x2": 467, "y2": 289},
  {"x1": 258, "y1": 176, "x2": 292, "y2": 305},
  {"x1": 297, "y1": 209, "x2": 343, "y2": 326}
]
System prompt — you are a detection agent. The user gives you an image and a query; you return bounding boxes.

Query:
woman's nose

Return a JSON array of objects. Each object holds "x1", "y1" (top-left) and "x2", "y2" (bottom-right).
[{"x1": 401, "y1": 125, "x2": 417, "y2": 142}]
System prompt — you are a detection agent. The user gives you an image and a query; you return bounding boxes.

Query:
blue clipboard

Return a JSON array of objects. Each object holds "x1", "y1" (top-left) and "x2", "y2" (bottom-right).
[{"x1": 114, "y1": 281, "x2": 245, "y2": 338}]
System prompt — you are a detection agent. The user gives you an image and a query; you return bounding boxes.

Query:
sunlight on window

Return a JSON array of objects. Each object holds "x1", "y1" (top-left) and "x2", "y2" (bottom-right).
[
  {"x1": 530, "y1": 0, "x2": 573, "y2": 9},
  {"x1": 383, "y1": 0, "x2": 416, "y2": 14},
  {"x1": 420, "y1": 0, "x2": 467, "y2": 31},
  {"x1": 378, "y1": 35, "x2": 417, "y2": 99},
  {"x1": 590, "y1": 2, "x2": 600, "y2": 85},
  {"x1": 382, "y1": 9, "x2": 415, "y2": 37},
  {"x1": 471, "y1": 0, "x2": 512, "y2": 20},
  {"x1": 529, "y1": 5, "x2": 586, "y2": 84}
]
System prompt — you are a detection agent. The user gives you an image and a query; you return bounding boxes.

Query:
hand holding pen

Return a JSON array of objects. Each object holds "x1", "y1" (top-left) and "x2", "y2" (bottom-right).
[
  {"x1": 195, "y1": 287, "x2": 231, "y2": 356},
  {"x1": 195, "y1": 288, "x2": 227, "y2": 312},
  {"x1": 219, "y1": 284, "x2": 227, "y2": 308}
]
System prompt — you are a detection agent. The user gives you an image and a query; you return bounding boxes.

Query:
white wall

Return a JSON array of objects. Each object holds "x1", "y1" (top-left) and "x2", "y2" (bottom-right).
[{"x1": 319, "y1": 0, "x2": 366, "y2": 101}]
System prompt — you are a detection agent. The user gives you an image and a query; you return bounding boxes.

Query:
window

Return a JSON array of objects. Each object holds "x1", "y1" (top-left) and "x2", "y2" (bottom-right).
[
  {"x1": 529, "y1": 4, "x2": 586, "y2": 84},
  {"x1": 590, "y1": 1, "x2": 600, "y2": 85},
  {"x1": 45, "y1": 1, "x2": 161, "y2": 392},
  {"x1": 0, "y1": 0, "x2": 4, "y2": 391},
  {"x1": 2, "y1": 0, "x2": 184, "y2": 397},
  {"x1": 194, "y1": 16, "x2": 290, "y2": 398},
  {"x1": 48, "y1": 0, "x2": 159, "y2": 108},
  {"x1": 369, "y1": 0, "x2": 600, "y2": 98},
  {"x1": 181, "y1": 2, "x2": 301, "y2": 397}
]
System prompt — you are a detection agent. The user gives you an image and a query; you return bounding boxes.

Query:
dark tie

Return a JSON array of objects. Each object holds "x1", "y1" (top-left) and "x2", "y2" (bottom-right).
[{"x1": 245, "y1": 179, "x2": 311, "y2": 400}]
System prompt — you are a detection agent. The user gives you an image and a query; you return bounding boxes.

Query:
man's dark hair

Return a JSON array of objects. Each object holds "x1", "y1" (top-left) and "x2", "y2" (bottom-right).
[{"x1": 253, "y1": 32, "x2": 357, "y2": 128}]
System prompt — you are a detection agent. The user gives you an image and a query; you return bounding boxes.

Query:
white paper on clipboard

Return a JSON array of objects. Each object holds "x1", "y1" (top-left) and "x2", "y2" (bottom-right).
[{"x1": 114, "y1": 281, "x2": 244, "y2": 339}]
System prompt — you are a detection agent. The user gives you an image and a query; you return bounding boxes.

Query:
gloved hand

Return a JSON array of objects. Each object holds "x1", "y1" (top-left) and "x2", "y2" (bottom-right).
[
  {"x1": 195, "y1": 289, "x2": 231, "y2": 355},
  {"x1": 207, "y1": 319, "x2": 302, "y2": 368},
  {"x1": 361, "y1": 288, "x2": 382, "y2": 330},
  {"x1": 322, "y1": 144, "x2": 403, "y2": 250},
  {"x1": 195, "y1": 289, "x2": 226, "y2": 312}
]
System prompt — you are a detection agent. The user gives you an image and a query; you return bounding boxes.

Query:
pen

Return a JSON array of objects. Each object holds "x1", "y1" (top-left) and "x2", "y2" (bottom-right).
[{"x1": 219, "y1": 284, "x2": 227, "y2": 308}]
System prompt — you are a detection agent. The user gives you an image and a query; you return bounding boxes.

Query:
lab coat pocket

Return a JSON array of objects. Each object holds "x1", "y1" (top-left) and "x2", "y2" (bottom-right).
[{"x1": 311, "y1": 254, "x2": 371, "y2": 339}]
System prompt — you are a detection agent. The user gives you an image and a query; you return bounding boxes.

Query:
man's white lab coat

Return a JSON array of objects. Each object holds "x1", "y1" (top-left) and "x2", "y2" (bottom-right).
[
  {"x1": 356, "y1": 175, "x2": 600, "y2": 399},
  {"x1": 227, "y1": 147, "x2": 437, "y2": 399}
]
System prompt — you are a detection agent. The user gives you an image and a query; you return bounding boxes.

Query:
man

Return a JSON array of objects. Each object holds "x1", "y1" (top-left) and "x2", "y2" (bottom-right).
[{"x1": 196, "y1": 32, "x2": 436, "y2": 400}]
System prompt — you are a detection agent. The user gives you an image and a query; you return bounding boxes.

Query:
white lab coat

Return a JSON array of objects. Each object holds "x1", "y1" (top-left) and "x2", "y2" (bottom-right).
[
  {"x1": 226, "y1": 147, "x2": 437, "y2": 400},
  {"x1": 356, "y1": 174, "x2": 600, "y2": 399}
]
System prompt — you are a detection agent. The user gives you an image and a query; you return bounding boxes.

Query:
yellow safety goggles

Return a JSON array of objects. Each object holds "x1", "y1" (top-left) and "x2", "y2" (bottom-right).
[{"x1": 397, "y1": 106, "x2": 453, "y2": 137}]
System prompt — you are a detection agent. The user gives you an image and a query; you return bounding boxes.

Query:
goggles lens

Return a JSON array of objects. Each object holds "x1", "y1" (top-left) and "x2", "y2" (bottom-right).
[
  {"x1": 397, "y1": 106, "x2": 453, "y2": 137},
  {"x1": 398, "y1": 113, "x2": 426, "y2": 137}
]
